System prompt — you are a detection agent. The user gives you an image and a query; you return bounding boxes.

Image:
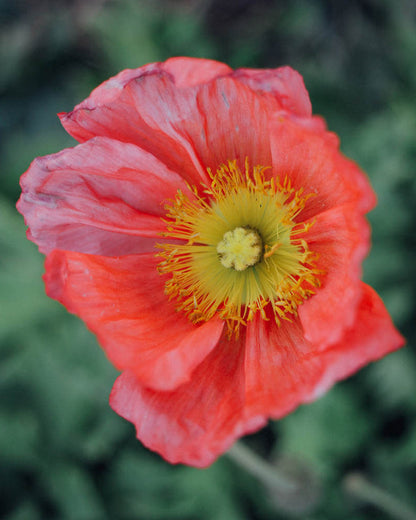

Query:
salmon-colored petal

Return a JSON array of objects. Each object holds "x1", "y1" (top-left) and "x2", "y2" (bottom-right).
[
  {"x1": 269, "y1": 116, "x2": 376, "y2": 220},
  {"x1": 123, "y1": 73, "x2": 273, "y2": 171},
  {"x1": 17, "y1": 137, "x2": 187, "y2": 256},
  {"x1": 67, "y1": 63, "x2": 162, "y2": 110},
  {"x1": 244, "y1": 284, "x2": 404, "y2": 421},
  {"x1": 299, "y1": 205, "x2": 371, "y2": 348},
  {"x1": 233, "y1": 66, "x2": 312, "y2": 117},
  {"x1": 162, "y1": 56, "x2": 232, "y2": 87},
  {"x1": 59, "y1": 73, "x2": 207, "y2": 186},
  {"x1": 191, "y1": 76, "x2": 272, "y2": 170},
  {"x1": 44, "y1": 251, "x2": 224, "y2": 391},
  {"x1": 125, "y1": 71, "x2": 271, "y2": 175},
  {"x1": 244, "y1": 314, "x2": 322, "y2": 420},
  {"x1": 109, "y1": 334, "x2": 259, "y2": 467},
  {"x1": 64, "y1": 58, "x2": 231, "y2": 112},
  {"x1": 306, "y1": 283, "x2": 405, "y2": 400},
  {"x1": 122, "y1": 72, "x2": 273, "y2": 177},
  {"x1": 60, "y1": 72, "x2": 273, "y2": 185}
]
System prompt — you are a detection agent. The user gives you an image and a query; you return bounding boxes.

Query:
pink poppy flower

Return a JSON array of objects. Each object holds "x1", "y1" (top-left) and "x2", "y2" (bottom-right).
[{"x1": 17, "y1": 57, "x2": 404, "y2": 467}]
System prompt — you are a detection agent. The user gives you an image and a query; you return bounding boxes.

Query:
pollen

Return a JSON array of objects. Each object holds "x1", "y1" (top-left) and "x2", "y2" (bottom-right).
[
  {"x1": 157, "y1": 159, "x2": 321, "y2": 336},
  {"x1": 217, "y1": 227, "x2": 263, "y2": 271}
]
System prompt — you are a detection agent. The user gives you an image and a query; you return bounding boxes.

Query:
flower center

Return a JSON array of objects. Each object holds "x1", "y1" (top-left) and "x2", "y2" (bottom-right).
[
  {"x1": 157, "y1": 160, "x2": 321, "y2": 336},
  {"x1": 217, "y1": 226, "x2": 263, "y2": 271}
]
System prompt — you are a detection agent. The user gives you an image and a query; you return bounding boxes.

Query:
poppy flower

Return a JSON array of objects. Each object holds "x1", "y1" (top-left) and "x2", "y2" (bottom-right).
[{"x1": 17, "y1": 57, "x2": 404, "y2": 467}]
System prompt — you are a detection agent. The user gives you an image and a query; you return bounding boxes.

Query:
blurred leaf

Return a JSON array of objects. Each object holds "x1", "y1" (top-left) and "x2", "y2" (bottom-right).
[
  {"x1": 40, "y1": 461, "x2": 107, "y2": 520},
  {"x1": 3, "y1": 501, "x2": 41, "y2": 520},
  {"x1": 107, "y1": 449, "x2": 197, "y2": 519},
  {"x1": 106, "y1": 449, "x2": 243, "y2": 520},
  {"x1": 0, "y1": 408, "x2": 40, "y2": 468},
  {"x1": 182, "y1": 461, "x2": 245, "y2": 520},
  {"x1": 365, "y1": 349, "x2": 416, "y2": 411},
  {"x1": 89, "y1": 0, "x2": 161, "y2": 71},
  {"x1": 276, "y1": 386, "x2": 371, "y2": 477},
  {"x1": 0, "y1": 199, "x2": 59, "y2": 341}
]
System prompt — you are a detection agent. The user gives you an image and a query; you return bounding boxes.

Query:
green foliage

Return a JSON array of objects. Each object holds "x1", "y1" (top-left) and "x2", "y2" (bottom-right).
[
  {"x1": 1, "y1": 1, "x2": 415, "y2": 519},
  {"x1": 276, "y1": 386, "x2": 372, "y2": 478}
]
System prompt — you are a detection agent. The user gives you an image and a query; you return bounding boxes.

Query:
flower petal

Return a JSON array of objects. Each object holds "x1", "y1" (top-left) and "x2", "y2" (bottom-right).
[
  {"x1": 191, "y1": 76, "x2": 272, "y2": 170},
  {"x1": 307, "y1": 283, "x2": 405, "y2": 400},
  {"x1": 60, "y1": 73, "x2": 208, "y2": 185},
  {"x1": 244, "y1": 314, "x2": 322, "y2": 420},
  {"x1": 244, "y1": 284, "x2": 404, "y2": 420},
  {"x1": 299, "y1": 204, "x2": 371, "y2": 348},
  {"x1": 68, "y1": 63, "x2": 162, "y2": 109},
  {"x1": 269, "y1": 116, "x2": 376, "y2": 220},
  {"x1": 17, "y1": 137, "x2": 187, "y2": 256},
  {"x1": 60, "y1": 71, "x2": 272, "y2": 183},
  {"x1": 233, "y1": 66, "x2": 312, "y2": 117},
  {"x1": 44, "y1": 251, "x2": 224, "y2": 391},
  {"x1": 109, "y1": 334, "x2": 257, "y2": 467},
  {"x1": 162, "y1": 56, "x2": 232, "y2": 87},
  {"x1": 64, "y1": 58, "x2": 231, "y2": 111}
]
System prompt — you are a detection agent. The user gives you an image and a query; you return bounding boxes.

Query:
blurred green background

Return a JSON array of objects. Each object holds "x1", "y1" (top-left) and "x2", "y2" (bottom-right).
[{"x1": 1, "y1": 1, "x2": 415, "y2": 519}]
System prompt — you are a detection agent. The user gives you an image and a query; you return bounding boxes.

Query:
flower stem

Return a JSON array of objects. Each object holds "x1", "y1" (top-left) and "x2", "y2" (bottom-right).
[
  {"x1": 344, "y1": 473, "x2": 416, "y2": 520},
  {"x1": 226, "y1": 442, "x2": 321, "y2": 514},
  {"x1": 226, "y1": 441, "x2": 296, "y2": 492}
]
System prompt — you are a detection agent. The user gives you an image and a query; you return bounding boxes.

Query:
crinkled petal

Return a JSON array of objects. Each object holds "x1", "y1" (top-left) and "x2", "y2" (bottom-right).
[
  {"x1": 65, "y1": 58, "x2": 231, "y2": 111},
  {"x1": 162, "y1": 56, "x2": 232, "y2": 87},
  {"x1": 191, "y1": 76, "x2": 272, "y2": 170},
  {"x1": 17, "y1": 137, "x2": 187, "y2": 256},
  {"x1": 60, "y1": 74, "x2": 207, "y2": 186},
  {"x1": 244, "y1": 284, "x2": 404, "y2": 420},
  {"x1": 306, "y1": 283, "x2": 405, "y2": 400},
  {"x1": 121, "y1": 73, "x2": 273, "y2": 174},
  {"x1": 269, "y1": 116, "x2": 376, "y2": 220},
  {"x1": 60, "y1": 72, "x2": 272, "y2": 184},
  {"x1": 232, "y1": 66, "x2": 312, "y2": 117},
  {"x1": 233, "y1": 66, "x2": 334, "y2": 136},
  {"x1": 44, "y1": 251, "x2": 224, "y2": 391},
  {"x1": 109, "y1": 333, "x2": 258, "y2": 467},
  {"x1": 299, "y1": 205, "x2": 371, "y2": 348},
  {"x1": 69, "y1": 63, "x2": 162, "y2": 109},
  {"x1": 244, "y1": 314, "x2": 322, "y2": 420}
]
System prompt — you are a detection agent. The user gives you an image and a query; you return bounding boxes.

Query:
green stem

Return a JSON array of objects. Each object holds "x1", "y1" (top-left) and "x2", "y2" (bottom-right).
[
  {"x1": 226, "y1": 441, "x2": 296, "y2": 492},
  {"x1": 344, "y1": 473, "x2": 416, "y2": 520},
  {"x1": 226, "y1": 442, "x2": 321, "y2": 515}
]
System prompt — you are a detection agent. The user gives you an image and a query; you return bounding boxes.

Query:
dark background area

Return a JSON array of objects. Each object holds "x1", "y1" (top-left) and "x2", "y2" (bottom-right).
[{"x1": 1, "y1": 0, "x2": 415, "y2": 518}]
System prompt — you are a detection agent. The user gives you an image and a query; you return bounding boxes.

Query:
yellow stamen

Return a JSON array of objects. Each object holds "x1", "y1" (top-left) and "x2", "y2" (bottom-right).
[{"x1": 157, "y1": 160, "x2": 322, "y2": 336}]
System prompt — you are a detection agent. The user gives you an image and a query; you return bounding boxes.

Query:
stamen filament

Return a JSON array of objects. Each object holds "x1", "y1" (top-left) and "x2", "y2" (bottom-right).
[{"x1": 157, "y1": 160, "x2": 321, "y2": 335}]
